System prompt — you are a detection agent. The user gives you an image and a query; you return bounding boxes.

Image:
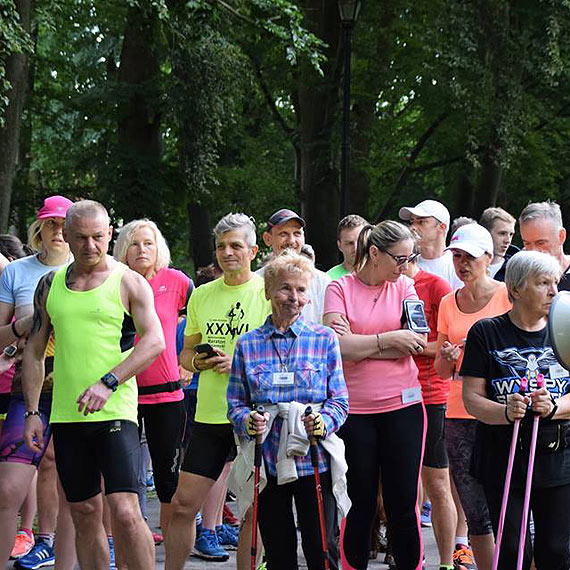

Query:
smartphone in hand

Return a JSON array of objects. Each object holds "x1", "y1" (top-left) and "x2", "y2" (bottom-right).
[{"x1": 193, "y1": 343, "x2": 217, "y2": 359}]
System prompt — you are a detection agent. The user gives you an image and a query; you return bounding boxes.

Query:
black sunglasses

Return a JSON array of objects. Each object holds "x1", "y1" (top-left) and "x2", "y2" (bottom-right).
[{"x1": 384, "y1": 251, "x2": 420, "y2": 266}]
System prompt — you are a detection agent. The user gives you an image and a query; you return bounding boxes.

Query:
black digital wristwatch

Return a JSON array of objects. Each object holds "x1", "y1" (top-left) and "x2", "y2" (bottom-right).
[{"x1": 100, "y1": 372, "x2": 119, "y2": 392}]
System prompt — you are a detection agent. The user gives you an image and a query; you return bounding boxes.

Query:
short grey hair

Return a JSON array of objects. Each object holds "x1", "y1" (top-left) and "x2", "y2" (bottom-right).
[
  {"x1": 519, "y1": 201, "x2": 563, "y2": 230},
  {"x1": 504, "y1": 250, "x2": 562, "y2": 303},
  {"x1": 113, "y1": 219, "x2": 171, "y2": 270},
  {"x1": 65, "y1": 200, "x2": 110, "y2": 230},
  {"x1": 264, "y1": 250, "x2": 314, "y2": 293},
  {"x1": 213, "y1": 213, "x2": 257, "y2": 247}
]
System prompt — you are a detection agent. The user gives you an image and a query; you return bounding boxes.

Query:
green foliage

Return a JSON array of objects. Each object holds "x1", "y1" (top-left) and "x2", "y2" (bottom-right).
[{"x1": 0, "y1": 0, "x2": 33, "y2": 126}]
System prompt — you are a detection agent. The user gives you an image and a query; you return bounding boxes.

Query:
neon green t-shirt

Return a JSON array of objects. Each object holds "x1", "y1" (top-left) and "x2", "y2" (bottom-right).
[
  {"x1": 46, "y1": 263, "x2": 138, "y2": 423},
  {"x1": 327, "y1": 263, "x2": 350, "y2": 281},
  {"x1": 185, "y1": 274, "x2": 271, "y2": 424}
]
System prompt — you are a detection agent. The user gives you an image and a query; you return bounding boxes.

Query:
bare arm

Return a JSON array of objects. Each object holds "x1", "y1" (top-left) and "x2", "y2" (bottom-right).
[
  {"x1": 22, "y1": 274, "x2": 54, "y2": 451},
  {"x1": 434, "y1": 332, "x2": 460, "y2": 378},
  {"x1": 112, "y1": 270, "x2": 165, "y2": 380},
  {"x1": 462, "y1": 375, "x2": 512, "y2": 425},
  {"x1": 323, "y1": 312, "x2": 427, "y2": 361},
  {"x1": 0, "y1": 301, "x2": 32, "y2": 349}
]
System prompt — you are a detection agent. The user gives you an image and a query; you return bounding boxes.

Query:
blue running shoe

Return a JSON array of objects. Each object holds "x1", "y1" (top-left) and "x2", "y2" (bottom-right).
[
  {"x1": 108, "y1": 536, "x2": 116, "y2": 570},
  {"x1": 216, "y1": 523, "x2": 238, "y2": 550},
  {"x1": 192, "y1": 529, "x2": 229, "y2": 561},
  {"x1": 421, "y1": 501, "x2": 432, "y2": 527},
  {"x1": 14, "y1": 540, "x2": 55, "y2": 569}
]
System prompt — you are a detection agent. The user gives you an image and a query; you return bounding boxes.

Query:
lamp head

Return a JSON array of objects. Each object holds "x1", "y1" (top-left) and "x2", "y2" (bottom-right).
[
  {"x1": 338, "y1": 0, "x2": 361, "y2": 24},
  {"x1": 549, "y1": 291, "x2": 570, "y2": 370}
]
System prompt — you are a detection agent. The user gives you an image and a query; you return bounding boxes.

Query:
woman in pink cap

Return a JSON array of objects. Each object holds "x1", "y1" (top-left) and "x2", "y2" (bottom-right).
[{"x1": 0, "y1": 196, "x2": 77, "y2": 570}]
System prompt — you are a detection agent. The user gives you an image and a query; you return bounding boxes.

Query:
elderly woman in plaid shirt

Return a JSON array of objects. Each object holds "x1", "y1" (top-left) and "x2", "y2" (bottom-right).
[{"x1": 227, "y1": 250, "x2": 349, "y2": 570}]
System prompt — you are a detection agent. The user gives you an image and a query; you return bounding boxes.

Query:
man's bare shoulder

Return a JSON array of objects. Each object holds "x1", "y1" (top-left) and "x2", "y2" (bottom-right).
[{"x1": 120, "y1": 263, "x2": 153, "y2": 295}]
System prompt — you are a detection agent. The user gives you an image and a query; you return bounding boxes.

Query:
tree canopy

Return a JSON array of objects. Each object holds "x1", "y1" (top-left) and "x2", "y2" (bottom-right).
[{"x1": 2, "y1": 0, "x2": 570, "y2": 271}]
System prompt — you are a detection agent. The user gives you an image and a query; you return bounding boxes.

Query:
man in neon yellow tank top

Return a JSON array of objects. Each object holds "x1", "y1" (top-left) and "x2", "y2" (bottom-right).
[
  {"x1": 165, "y1": 213, "x2": 271, "y2": 570},
  {"x1": 21, "y1": 201, "x2": 165, "y2": 570}
]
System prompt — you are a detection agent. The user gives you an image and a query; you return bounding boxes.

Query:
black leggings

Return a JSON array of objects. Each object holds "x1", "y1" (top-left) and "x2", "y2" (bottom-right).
[
  {"x1": 484, "y1": 482, "x2": 570, "y2": 570},
  {"x1": 339, "y1": 404, "x2": 425, "y2": 570},
  {"x1": 138, "y1": 400, "x2": 186, "y2": 503},
  {"x1": 258, "y1": 472, "x2": 339, "y2": 570}
]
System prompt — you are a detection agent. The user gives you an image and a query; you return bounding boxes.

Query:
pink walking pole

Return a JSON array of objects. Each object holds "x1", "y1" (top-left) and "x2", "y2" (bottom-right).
[
  {"x1": 491, "y1": 377, "x2": 527, "y2": 570},
  {"x1": 515, "y1": 374, "x2": 545, "y2": 570}
]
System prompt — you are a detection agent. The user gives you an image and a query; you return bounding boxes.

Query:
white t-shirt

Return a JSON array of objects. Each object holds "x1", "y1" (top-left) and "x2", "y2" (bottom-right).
[
  {"x1": 257, "y1": 265, "x2": 331, "y2": 324},
  {"x1": 489, "y1": 260, "x2": 503, "y2": 278},
  {"x1": 418, "y1": 251, "x2": 463, "y2": 290}
]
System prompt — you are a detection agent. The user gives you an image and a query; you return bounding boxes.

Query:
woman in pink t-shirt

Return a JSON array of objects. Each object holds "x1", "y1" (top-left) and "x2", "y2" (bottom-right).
[
  {"x1": 324, "y1": 221, "x2": 427, "y2": 570},
  {"x1": 435, "y1": 223, "x2": 512, "y2": 570},
  {"x1": 114, "y1": 219, "x2": 192, "y2": 539}
]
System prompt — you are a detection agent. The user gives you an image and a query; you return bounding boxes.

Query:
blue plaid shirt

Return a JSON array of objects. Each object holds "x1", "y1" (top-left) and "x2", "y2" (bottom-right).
[{"x1": 227, "y1": 315, "x2": 348, "y2": 477}]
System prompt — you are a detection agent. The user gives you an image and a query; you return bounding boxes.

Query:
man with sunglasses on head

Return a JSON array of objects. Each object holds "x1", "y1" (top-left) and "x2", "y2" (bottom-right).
[{"x1": 399, "y1": 200, "x2": 463, "y2": 290}]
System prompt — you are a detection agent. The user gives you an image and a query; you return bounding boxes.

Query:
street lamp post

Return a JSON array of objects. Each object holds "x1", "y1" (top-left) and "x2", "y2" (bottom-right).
[{"x1": 338, "y1": 0, "x2": 360, "y2": 219}]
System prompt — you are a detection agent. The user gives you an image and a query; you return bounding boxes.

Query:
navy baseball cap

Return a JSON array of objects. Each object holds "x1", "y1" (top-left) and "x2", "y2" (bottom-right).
[{"x1": 266, "y1": 208, "x2": 306, "y2": 230}]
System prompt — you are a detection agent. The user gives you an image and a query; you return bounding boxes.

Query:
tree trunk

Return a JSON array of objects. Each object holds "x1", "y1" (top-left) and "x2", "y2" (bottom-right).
[
  {"x1": 295, "y1": 0, "x2": 343, "y2": 270},
  {"x1": 0, "y1": 0, "x2": 32, "y2": 231},
  {"x1": 473, "y1": 146, "x2": 502, "y2": 218},
  {"x1": 187, "y1": 202, "x2": 212, "y2": 268},
  {"x1": 116, "y1": 4, "x2": 162, "y2": 220}
]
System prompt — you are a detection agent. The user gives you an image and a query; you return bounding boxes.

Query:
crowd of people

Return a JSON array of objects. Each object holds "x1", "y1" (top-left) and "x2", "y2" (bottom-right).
[{"x1": 0, "y1": 195, "x2": 568, "y2": 570}]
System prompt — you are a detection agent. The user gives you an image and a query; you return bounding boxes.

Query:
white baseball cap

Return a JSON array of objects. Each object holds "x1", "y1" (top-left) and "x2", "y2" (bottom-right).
[
  {"x1": 399, "y1": 199, "x2": 450, "y2": 227},
  {"x1": 446, "y1": 223, "x2": 494, "y2": 258}
]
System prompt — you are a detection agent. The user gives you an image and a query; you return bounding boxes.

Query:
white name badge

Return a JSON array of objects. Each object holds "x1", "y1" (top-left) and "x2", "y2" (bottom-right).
[
  {"x1": 273, "y1": 372, "x2": 294, "y2": 386},
  {"x1": 550, "y1": 363, "x2": 569, "y2": 379},
  {"x1": 402, "y1": 387, "x2": 422, "y2": 404}
]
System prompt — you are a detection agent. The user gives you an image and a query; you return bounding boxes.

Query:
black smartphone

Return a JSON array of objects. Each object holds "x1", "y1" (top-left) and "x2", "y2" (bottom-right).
[
  {"x1": 193, "y1": 343, "x2": 217, "y2": 358},
  {"x1": 403, "y1": 299, "x2": 430, "y2": 334},
  {"x1": 3, "y1": 344, "x2": 17, "y2": 357}
]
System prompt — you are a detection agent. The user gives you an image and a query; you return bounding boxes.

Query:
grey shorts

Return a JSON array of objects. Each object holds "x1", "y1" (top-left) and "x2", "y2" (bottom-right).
[{"x1": 446, "y1": 419, "x2": 493, "y2": 535}]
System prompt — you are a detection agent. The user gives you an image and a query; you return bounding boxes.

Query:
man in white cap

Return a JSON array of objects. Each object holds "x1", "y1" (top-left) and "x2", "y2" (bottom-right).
[
  {"x1": 399, "y1": 200, "x2": 463, "y2": 290},
  {"x1": 261, "y1": 208, "x2": 331, "y2": 323}
]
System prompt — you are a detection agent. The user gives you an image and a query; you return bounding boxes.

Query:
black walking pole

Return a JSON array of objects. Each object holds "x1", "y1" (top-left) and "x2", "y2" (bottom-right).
[
  {"x1": 305, "y1": 406, "x2": 330, "y2": 570},
  {"x1": 250, "y1": 405, "x2": 264, "y2": 570}
]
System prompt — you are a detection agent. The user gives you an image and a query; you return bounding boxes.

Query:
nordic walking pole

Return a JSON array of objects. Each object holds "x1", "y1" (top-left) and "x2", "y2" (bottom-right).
[
  {"x1": 251, "y1": 404, "x2": 264, "y2": 570},
  {"x1": 305, "y1": 406, "x2": 330, "y2": 570},
  {"x1": 516, "y1": 374, "x2": 545, "y2": 570},
  {"x1": 491, "y1": 376, "x2": 527, "y2": 570}
]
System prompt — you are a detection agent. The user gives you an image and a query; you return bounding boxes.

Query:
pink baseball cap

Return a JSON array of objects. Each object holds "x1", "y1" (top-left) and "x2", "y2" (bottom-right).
[{"x1": 36, "y1": 195, "x2": 73, "y2": 220}]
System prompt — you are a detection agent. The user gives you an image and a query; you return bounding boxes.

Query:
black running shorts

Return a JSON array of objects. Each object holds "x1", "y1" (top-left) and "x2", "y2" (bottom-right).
[
  {"x1": 423, "y1": 404, "x2": 449, "y2": 469},
  {"x1": 181, "y1": 422, "x2": 236, "y2": 481},
  {"x1": 52, "y1": 420, "x2": 140, "y2": 503}
]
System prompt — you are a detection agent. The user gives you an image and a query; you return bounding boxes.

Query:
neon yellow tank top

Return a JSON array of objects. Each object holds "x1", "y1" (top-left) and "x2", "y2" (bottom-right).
[{"x1": 46, "y1": 262, "x2": 138, "y2": 423}]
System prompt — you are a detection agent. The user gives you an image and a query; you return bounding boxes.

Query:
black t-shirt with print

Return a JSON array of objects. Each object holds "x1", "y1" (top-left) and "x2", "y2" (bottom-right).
[{"x1": 461, "y1": 312, "x2": 570, "y2": 488}]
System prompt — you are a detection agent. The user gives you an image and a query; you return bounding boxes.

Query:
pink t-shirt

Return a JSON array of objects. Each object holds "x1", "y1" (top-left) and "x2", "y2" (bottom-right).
[
  {"x1": 324, "y1": 273, "x2": 421, "y2": 414},
  {"x1": 136, "y1": 268, "x2": 192, "y2": 405}
]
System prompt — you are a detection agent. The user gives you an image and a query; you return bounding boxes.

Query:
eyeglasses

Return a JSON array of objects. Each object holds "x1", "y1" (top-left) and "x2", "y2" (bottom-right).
[{"x1": 384, "y1": 251, "x2": 420, "y2": 266}]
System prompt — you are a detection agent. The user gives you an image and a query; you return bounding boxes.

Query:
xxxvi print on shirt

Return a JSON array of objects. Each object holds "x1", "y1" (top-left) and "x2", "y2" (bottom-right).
[
  {"x1": 204, "y1": 301, "x2": 252, "y2": 349},
  {"x1": 490, "y1": 346, "x2": 570, "y2": 403}
]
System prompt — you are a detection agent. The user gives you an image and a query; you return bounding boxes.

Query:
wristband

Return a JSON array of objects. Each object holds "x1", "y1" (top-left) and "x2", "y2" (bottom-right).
[
  {"x1": 11, "y1": 321, "x2": 22, "y2": 339},
  {"x1": 376, "y1": 333, "x2": 384, "y2": 355},
  {"x1": 24, "y1": 410, "x2": 41, "y2": 419},
  {"x1": 191, "y1": 354, "x2": 199, "y2": 372},
  {"x1": 505, "y1": 405, "x2": 514, "y2": 424},
  {"x1": 545, "y1": 395, "x2": 558, "y2": 421}
]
